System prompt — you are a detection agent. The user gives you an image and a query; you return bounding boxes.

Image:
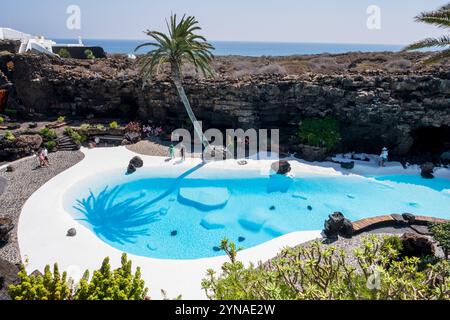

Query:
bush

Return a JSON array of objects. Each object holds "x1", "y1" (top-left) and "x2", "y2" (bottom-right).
[
  {"x1": 382, "y1": 236, "x2": 404, "y2": 257},
  {"x1": 298, "y1": 116, "x2": 341, "y2": 151},
  {"x1": 57, "y1": 116, "x2": 65, "y2": 123},
  {"x1": 202, "y1": 236, "x2": 450, "y2": 300},
  {"x1": 85, "y1": 49, "x2": 96, "y2": 60},
  {"x1": 39, "y1": 127, "x2": 57, "y2": 140},
  {"x1": 44, "y1": 141, "x2": 57, "y2": 152},
  {"x1": 430, "y1": 222, "x2": 450, "y2": 259},
  {"x1": 8, "y1": 264, "x2": 71, "y2": 300},
  {"x1": 109, "y1": 121, "x2": 119, "y2": 129},
  {"x1": 4, "y1": 130, "x2": 15, "y2": 141},
  {"x1": 0, "y1": 116, "x2": 4, "y2": 124},
  {"x1": 96, "y1": 124, "x2": 105, "y2": 130},
  {"x1": 125, "y1": 122, "x2": 141, "y2": 133},
  {"x1": 64, "y1": 127, "x2": 86, "y2": 144},
  {"x1": 80, "y1": 123, "x2": 91, "y2": 130},
  {"x1": 58, "y1": 48, "x2": 71, "y2": 59},
  {"x1": 9, "y1": 254, "x2": 148, "y2": 300}
]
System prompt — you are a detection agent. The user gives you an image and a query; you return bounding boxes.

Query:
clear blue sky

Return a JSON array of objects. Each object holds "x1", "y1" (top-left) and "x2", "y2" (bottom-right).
[{"x1": 1, "y1": 0, "x2": 448, "y2": 44}]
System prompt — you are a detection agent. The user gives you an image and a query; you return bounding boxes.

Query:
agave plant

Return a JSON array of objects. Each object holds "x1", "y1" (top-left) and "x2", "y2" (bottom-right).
[
  {"x1": 404, "y1": 3, "x2": 450, "y2": 63},
  {"x1": 135, "y1": 14, "x2": 215, "y2": 149},
  {"x1": 74, "y1": 186, "x2": 160, "y2": 244}
]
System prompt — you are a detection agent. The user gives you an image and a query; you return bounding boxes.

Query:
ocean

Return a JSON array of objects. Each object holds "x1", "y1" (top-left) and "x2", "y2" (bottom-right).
[{"x1": 54, "y1": 39, "x2": 403, "y2": 56}]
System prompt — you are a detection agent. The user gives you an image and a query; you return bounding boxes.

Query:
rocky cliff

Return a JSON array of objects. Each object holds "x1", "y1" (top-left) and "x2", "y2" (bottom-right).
[{"x1": 2, "y1": 52, "x2": 450, "y2": 161}]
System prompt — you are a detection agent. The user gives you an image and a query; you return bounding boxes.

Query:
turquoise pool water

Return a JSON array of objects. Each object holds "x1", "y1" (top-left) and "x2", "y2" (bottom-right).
[{"x1": 64, "y1": 169, "x2": 450, "y2": 260}]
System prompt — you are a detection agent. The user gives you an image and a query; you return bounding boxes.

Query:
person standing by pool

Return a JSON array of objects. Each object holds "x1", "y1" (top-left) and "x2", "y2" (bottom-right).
[
  {"x1": 169, "y1": 143, "x2": 175, "y2": 159},
  {"x1": 180, "y1": 144, "x2": 186, "y2": 162},
  {"x1": 379, "y1": 147, "x2": 389, "y2": 167}
]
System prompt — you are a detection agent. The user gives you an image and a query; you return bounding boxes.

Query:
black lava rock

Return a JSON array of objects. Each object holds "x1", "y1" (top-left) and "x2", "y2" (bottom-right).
[
  {"x1": 213, "y1": 246, "x2": 221, "y2": 252},
  {"x1": 171, "y1": 230, "x2": 178, "y2": 237},
  {"x1": 130, "y1": 156, "x2": 144, "y2": 168},
  {"x1": 238, "y1": 237, "x2": 246, "y2": 243}
]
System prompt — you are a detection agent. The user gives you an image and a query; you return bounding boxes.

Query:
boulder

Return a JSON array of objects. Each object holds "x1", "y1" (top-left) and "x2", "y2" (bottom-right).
[
  {"x1": 66, "y1": 228, "x2": 77, "y2": 237},
  {"x1": 125, "y1": 132, "x2": 141, "y2": 143},
  {"x1": 5, "y1": 165, "x2": 15, "y2": 173},
  {"x1": 271, "y1": 161, "x2": 291, "y2": 175},
  {"x1": 400, "y1": 233, "x2": 435, "y2": 257},
  {"x1": 340, "y1": 161, "x2": 355, "y2": 170},
  {"x1": 298, "y1": 144, "x2": 327, "y2": 162},
  {"x1": 0, "y1": 218, "x2": 14, "y2": 245},
  {"x1": 130, "y1": 156, "x2": 144, "y2": 168},
  {"x1": 402, "y1": 213, "x2": 416, "y2": 224},
  {"x1": 14, "y1": 134, "x2": 43, "y2": 150},
  {"x1": 421, "y1": 162, "x2": 435, "y2": 179},
  {"x1": 0, "y1": 258, "x2": 20, "y2": 300},
  {"x1": 324, "y1": 212, "x2": 354, "y2": 239}
]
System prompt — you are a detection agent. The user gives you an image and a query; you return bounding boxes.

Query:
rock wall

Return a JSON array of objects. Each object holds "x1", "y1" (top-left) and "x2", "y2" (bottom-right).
[{"x1": 4, "y1": 53, "x2": 450, "y2": 159}]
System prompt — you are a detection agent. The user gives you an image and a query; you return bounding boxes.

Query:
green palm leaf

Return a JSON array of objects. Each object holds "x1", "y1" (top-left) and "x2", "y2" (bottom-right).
[{"x1": 404, "y1": 2, "x2": 450, "y2": 63}]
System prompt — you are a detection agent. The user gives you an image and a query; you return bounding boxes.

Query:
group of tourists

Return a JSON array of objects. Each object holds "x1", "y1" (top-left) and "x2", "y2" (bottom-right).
[{"x1": 142, "y1": 124, "x2": 164, "y2": 138}]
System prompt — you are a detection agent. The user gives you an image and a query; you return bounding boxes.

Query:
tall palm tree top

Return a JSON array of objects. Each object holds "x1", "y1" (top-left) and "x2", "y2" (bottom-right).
[
  {"x1": 404, "y1": 3, "x2": 450, "y2": 63},
  {"x1": 135, "y1": 14, "x2": 215, "y2": 81}
]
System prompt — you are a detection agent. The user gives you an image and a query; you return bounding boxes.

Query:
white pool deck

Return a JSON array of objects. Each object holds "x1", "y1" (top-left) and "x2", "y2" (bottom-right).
[{"x1": 17, "y1": 147, "x2": 450, "y2": 299}]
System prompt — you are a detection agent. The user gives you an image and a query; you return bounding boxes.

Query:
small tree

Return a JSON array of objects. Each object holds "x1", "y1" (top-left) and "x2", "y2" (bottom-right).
[
  {"x1": 58, "y1": 48, "x2": 71, "y2": 59},
  {"x1": 430, "y1": 222, "x2": 450, "y2": 259}
]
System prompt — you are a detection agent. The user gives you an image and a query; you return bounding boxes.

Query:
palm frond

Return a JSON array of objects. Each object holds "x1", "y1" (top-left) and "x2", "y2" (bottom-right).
[
  {"x1": 404, "y1": 3, "x2": 450, "y2": 63},
  {"x1": 403, "y1": 36, "x2": 450, "y2": 51},
  {"x1": 423, "y1": 48, "x2": 450, "y2": 64},
  {"x1": 136, "y1": 13, "x2": 215, "y2": 83}
]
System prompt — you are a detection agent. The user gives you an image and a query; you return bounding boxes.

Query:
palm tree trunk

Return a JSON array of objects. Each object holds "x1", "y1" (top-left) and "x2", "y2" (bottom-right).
[{"x1": 171, "y1": 67, "x2": 209, "y2": 150}]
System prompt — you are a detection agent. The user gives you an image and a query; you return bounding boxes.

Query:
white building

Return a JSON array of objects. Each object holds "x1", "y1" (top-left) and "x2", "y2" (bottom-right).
[{"x1": 0, "y1": 27, "x2": 57, "y2": 55}]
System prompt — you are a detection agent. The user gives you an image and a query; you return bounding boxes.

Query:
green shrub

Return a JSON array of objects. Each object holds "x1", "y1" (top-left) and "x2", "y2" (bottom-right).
[
  {"x1": 430, "y1": 222, "x2": 450, "y2": 259},
  {"x1": 382, "y1": 236, "x2": 404, "y2": 257},
  {"x1": 58, "y1": 48, "x2": 71, "y2": 59},
  {"x1": 96, "y1": 124, "x2": 105, "y2": 130},
  {"x1": 4, "y1": 108, "x2": 17, "y2": 117},
  {"x1": 9, "y1": 254, "x2": 148, "y2": 300},
  {"x1": 39, "y1": 127, "x2": 57, "y2": 140},
  {"x1": 298, "y1": 116, "x2": 341, "y2": 151},
  {"x1": 8, "y1": 264, "x2": 71, "y2": 300},
  {"x1": 4, "y1": 130, "x2": 15, "y2": 141},
  {"x1": 80, "y1": 123, "x2": 91, "y2": 130},
  {"x1": 0, "y1": 116, "x2": 4, "y2": 124},
  {"x1": 85, "y1": 49, "x2": 96, "y2": 59},
  {"x1": 44, "y1": 140, "x2": 57, "y2": 152},
  {"x1": 64, "y1": 127, "x2": 86, "y2": 144},
  {"x1": 202, "y1": 236, "x2": 450, "y2": 300},
  {"x1": 57, "y1": 116, "x2": 65, "y2": 123},
  {"x1": 109, "y1": 121, "x2": 119, "y2": 129}
]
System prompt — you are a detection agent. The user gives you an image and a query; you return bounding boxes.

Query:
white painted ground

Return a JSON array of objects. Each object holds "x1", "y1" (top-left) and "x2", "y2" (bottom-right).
[{"x1": 17, "y1": 147, "x2": 450, "y2": 299}]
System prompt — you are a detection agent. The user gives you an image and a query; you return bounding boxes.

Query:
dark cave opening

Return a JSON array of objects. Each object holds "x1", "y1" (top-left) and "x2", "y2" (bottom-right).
[
  {"x1": 118, "y1": 95, "x2": 139, "y2": 119},
  {"x1": 409, "y1": 126, "x2": 450, "y2": 163}
]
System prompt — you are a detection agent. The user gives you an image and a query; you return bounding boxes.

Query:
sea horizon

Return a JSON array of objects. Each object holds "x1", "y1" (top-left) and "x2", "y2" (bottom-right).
[{"x1": 53, "y1": 38, "x2": 405, "y2": 57}]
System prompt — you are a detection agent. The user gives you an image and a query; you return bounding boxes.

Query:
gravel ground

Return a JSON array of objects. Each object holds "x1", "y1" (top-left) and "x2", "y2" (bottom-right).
[
  {"x1": 126, "y1": 139, "x2": 203, "y2": 158},
  {"x1": 0, "y1": 151, "x2": 85, "y2": 264},
  {"x1": 126, "y1": 139, "x2": 170, "y2": 157}
]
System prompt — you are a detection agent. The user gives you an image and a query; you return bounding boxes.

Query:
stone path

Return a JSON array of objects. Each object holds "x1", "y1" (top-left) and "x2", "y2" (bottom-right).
[{"x1": 0, "y1": 151, "x2": 85, "y2": 264}]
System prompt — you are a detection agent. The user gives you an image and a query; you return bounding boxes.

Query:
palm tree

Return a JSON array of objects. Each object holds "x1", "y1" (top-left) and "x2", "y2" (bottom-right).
[
  {"x1": 404, "y1": 3, "x2": 450, "y2": 63},
  {"x1": 135, "y1": 14, "x2": 214, "y2": 149}
]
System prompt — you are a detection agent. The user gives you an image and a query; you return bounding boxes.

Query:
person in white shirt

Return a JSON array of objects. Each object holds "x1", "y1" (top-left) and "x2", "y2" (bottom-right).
[
  {"x1": 42, "y1": 147, "x2": 50, "y2": 166},
  {"x1": 379, "y1": 147, "x2": 389, "y2": 167}
]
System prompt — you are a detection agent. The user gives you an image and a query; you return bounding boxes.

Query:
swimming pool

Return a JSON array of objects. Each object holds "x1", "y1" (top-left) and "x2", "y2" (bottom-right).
[{"x1": 63, "y1": 168, "x2": 450, "y2": 260}]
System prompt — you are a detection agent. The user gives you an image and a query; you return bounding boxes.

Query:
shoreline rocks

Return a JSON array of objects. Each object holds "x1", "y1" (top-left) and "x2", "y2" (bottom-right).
[{"x1": 324, "y1": 212, "x2": 354, "y2": 239}]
